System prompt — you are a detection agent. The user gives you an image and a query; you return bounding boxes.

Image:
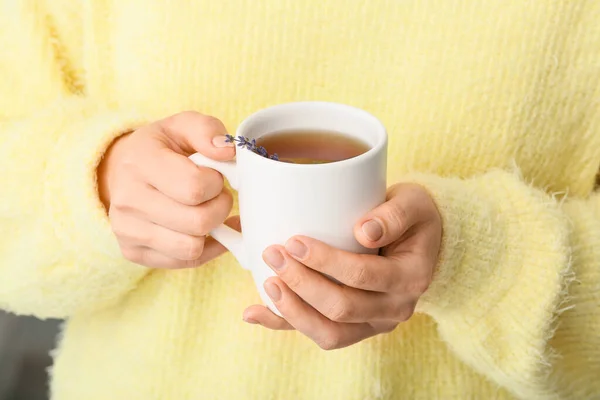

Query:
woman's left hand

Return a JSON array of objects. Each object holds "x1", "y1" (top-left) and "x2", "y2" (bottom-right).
[{"x1": 243, "y1": 183, "x2": 443, "y2": 350}]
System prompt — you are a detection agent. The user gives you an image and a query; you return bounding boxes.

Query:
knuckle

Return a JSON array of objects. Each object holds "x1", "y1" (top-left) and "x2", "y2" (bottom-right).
[
  {"x1": 412, "y1": 184, "x2": 434, "y2": 206},
  {"x1": 406, "y1": 271, "x2": 431, "y2": 294},
  {"x1": 183, "y1": 180, "x2": 206, "y2": 205},
  {"x1": 200, "y1": 114, "x2": 224, "y2": 129},
  {"x1": 120, "y1": 246, "x2": 142, "y2": 264},
  {"x1": 190, "y1": 209, "x2": 210, "y2": 236},
  {"x1": 114, "y1": 222, "x2": 151, "y2": 246},
  {"x1": 136, "y1": 229, "x2": 152, "y2": 247},
  {"x1": 162, "y1": 111, "x2": 198, "y2": 132},
  {"x1": 168, "y1": 112, "x2": 224, "y2": 134},
  {"x1": 110, "y1": 193, "x2": 132, "y2": 212},
  {"x1": 119, "y1": 155, "x2": 138, "y2": 172},
  {"x1": 199, "y1": 170, "x2": 225, "y2": 199},
  {"x1": 219, "y1": 189, "x2": 234, "y2": 209},
  {"x1": 346, "y1": 262, "x2": 370, "y2": 288},
  {"x1": 381, "y1": 271, "x2": 401, "y2": 293},
  {"x1": 317, "y1": 334, "x2": 341, "y2": 351},
  {"x1": 110, "y1": 220, "x2": 125, "y2": 238},
  {"x1": 380, "y1": 322, "x2": 399, "y2": 334},
  {"x1": 410, "y1": 278, "x2": 431, "y2": 295},
  {"x1": 380, "y1": 276, "x2": 396, "y2": 293},
  {"x1": 325, "y1": 295, "x2": 352, "y2": 322},
  {"x1": 110, "y1": 218, "x2": 133, "y2": 241},
  {"x1": 388, "y1": 204, "x2": 409, "y2": 231},
  {"x1": 181, "y1": 236, "x2": 204, "y2": 260},
  {"x1": 385, "y1": 183, "x2": 402, "y2": 199},
  {"x1": 395, "y1": 305, "x2": 415, "y2": 322},
  {"x1": 189, "y1": 169, "x2": 212, "y2": 191},
  {"x1": 284, "y1": 271, "x2": 303, "y2": 290}
]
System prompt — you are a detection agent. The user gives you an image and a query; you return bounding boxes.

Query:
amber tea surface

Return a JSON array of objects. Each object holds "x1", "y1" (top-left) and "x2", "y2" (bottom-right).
[{"x1": 255, "y1": 130, "x2": 370, "y2": 164}]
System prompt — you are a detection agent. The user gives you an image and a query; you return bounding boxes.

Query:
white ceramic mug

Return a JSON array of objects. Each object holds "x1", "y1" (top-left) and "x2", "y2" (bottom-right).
[{"x1": 189, "y1": 101, "x2": 387, "y2": 316}]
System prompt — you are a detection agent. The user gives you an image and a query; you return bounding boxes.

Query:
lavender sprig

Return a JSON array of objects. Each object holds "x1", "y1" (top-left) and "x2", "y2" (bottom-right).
[{"x1": 225, "y1": 134, "x2": 279, "y2": 161}]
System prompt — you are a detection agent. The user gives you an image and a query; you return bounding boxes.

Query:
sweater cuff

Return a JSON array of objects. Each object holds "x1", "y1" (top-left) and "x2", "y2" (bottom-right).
[
  {"x1": 40, "y1": 102, "x2": 161, "y2": 312},
  {"x1": 404, "y1": 171, "x2": 570, "y2": 321},
  {"x1": 45, "y1": 104, "x2": 151, "y2": 257}
]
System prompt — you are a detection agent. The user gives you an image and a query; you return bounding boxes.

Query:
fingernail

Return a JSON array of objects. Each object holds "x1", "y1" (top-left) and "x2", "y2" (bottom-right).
[
  {"x1": 263, "y1": 248, "x2": 286, "y2": 270},
  {"x1": 243, "y1": 316, "x2": 259, "y2": 324},
  {"x1": 212, "y1": 135, "x2": 234, "y2": 148},
  {"x1": 285, "y1": 239, "x2": 307, "y2": 259},
  {"x1": 264, "y1": 282, "x2": 282, "y2": 302},
  {"x1": 362, "y1": 220, "x2": 383, "y2": 242}
]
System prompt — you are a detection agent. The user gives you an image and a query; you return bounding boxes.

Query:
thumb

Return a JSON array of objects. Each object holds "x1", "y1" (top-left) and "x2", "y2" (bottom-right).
[
  {"x1": 354, "y1": 184, "x2": 422, "y2": 248},
  {"x1": 159, "y1": 111, "x2": 236, "y2": 161}
]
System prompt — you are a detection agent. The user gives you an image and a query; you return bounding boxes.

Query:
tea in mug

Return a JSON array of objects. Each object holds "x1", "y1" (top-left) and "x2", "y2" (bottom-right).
[{"x1": 255, "y1": 130, "x2": 370, "y2": 164}]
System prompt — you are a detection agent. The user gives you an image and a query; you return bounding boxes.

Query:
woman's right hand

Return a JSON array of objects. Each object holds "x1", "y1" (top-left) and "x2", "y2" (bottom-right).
[{"x1": 98, "y1": 111, "x2": 237, "y2": 268}]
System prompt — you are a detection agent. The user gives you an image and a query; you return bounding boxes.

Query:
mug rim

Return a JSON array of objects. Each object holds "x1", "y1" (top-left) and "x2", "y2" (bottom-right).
[{"x1": 235, "y1": 101, "x2": 387, "y2": 170}]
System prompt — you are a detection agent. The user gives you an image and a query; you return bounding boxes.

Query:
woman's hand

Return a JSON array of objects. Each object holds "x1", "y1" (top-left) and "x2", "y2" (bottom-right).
[
  {"x1": 98, "y1": 111, "x2": 238, "y2": 269},
  {"x1": 243, "y1": 183, "x2": 442, "y2": 350}
]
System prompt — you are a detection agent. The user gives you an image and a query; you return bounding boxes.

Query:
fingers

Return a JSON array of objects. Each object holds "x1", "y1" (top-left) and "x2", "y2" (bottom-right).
[
  {"x1": 262, "y1": 278, "x2": 377, "y2": 350},
  {"x1": 119, "y1": 111, "x2": 235, "y2": 206},
  {"x1": 111, "y1": 211, "x2": 206, "y2": 260},
  {"x1": 111, "y1": 204, "x2": 240, "y2": 267},
  {"x1": 114, "y1": 216, "x2": 240, "y2": 269},
  {"x1": 127, "y1": 185, "x2": 233, "y2": 236},
  {"x1": 283, "y1": 236, "x2": 421, "y2": 294},
  {"x1": 263, "y1": 246, "x2": 413, "y2": 322},
  {"x1": 242, "y1": 305, "x2": 294, "y2": 330},
  {"x1": 105, "y1": 111, "x2": 241, "y2": 269},
  {"x1": 158, "y1": 111, "x2": 236, "y2": 161},
  {"x1": 110, "y1": 178, "x2": 234, "y2": 267},
  {"x1": 120, "y1": 236, "x2": 225, "y2": 269},
  {"x1": 354, "y1": 183, "x2": 435, "y2": 248},
  {"x1": 131, "y1": 145, "x2": 226, "y2": 206},
  {"x1": 190, "y1": 216, "x2": 242, "y2": 264}
]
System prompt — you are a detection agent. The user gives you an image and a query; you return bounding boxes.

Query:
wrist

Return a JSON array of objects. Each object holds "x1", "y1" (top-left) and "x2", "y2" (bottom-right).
[{"x1": 97, "y1": 133, "x2": 130, "y2": 210}]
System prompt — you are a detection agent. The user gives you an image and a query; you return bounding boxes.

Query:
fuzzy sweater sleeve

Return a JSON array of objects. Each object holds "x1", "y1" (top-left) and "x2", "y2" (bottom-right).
[
  {"x1": 0, "y1": 2, "x2": 153, "y2": 318},
  {"x1": 410, "y1": 170, "x2": 600, "y2": 400}
]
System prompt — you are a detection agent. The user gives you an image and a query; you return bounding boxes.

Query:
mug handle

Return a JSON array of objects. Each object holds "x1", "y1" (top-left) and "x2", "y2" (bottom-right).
[{"x1": 188, "y1": 152, "x2": 248, "y2": 269}]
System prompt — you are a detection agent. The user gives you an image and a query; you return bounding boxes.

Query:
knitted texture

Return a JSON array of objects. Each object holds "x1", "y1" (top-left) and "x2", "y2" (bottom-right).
[{"x1": 0, "y1": 1, "x2": 599, "y2": 399}]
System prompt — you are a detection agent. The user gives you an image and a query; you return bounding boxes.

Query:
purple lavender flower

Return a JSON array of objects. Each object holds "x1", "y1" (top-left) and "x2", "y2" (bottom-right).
[
  {"x1": 225, "y1": 135, "x2": 285, "y2": 162},
  {"x1": 256, "y1": 146, "x2": 268, "y2": 157},
  {"x1": 224, "y1": 134, "x2": 235, "y2": 143}
]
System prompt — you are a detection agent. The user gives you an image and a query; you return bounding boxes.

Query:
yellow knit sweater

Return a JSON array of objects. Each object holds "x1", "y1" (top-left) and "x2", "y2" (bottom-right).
[{"x1": 1, "y1": 1, "x2": 599, "y2": 399}]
